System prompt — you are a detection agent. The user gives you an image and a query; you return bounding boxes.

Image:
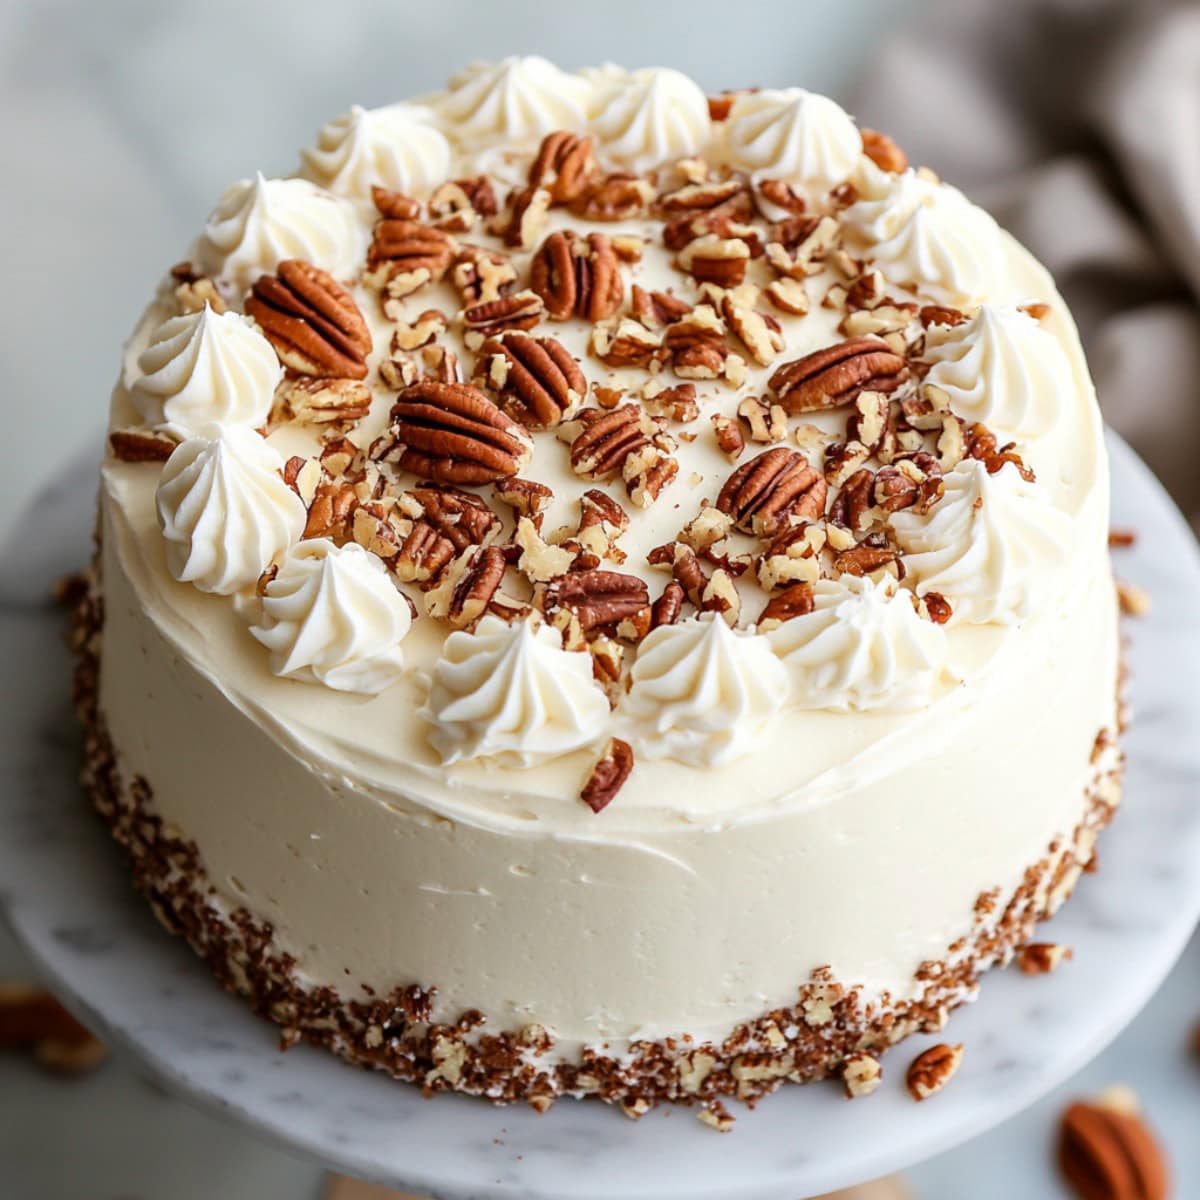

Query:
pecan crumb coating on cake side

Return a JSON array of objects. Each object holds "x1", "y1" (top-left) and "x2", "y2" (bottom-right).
[{"x1": 89, "y1": 58, "x2": 1123, "y2": 1121}]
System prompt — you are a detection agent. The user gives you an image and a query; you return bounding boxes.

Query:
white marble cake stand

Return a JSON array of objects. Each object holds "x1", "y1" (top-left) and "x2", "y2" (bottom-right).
[{"x1": 2, "y1": 432, "x2": 1199, "y2": 1200}]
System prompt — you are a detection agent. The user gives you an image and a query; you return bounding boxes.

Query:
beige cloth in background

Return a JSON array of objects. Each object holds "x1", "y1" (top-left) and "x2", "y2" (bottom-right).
[{"x1": 852, "y1": 0, "x2": 1200, "y2": 522}]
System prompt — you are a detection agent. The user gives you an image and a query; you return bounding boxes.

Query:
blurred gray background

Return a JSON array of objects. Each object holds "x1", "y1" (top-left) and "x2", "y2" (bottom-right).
[{"x1": 2, "y1": 1, "x2": 1197, "y2": 1197}]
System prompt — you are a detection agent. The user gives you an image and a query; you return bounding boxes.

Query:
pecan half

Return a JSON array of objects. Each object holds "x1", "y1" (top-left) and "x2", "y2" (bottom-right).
[
  {"x1": 530, "y1": 230, "x2": 624, "y2": 322},
  {"x1": 476, "y1": 331, "x2": 586, "y2": 429},
  {"x1": 906, "y1": 1043, "x2": 963, "y2": 1102},
  {"x1": 246, "y1": 260, "x2": 372, "y2": 379},
  {"x1": 565, "y1": 405, "x2": 653, "y2": 479},
  {"x1": 769, "y1": 336, "x2": 906, "y2": 414},
  {"x1": 366, "y1": 219, "x2": 456, "y2": 295},
  {"x1": 371, "y1": 381, "x2": 532, "y2": 484},
  {"x1": 539, "y1": 569, "x2": 650, "y2": 632},
  {"x1": 460, "y1": 290, "x2": 545, "y2": 350},
  {"x1": 529, "y1": 131, "x2": 597, "y2": 203},
  {"x1": 716, "y1": 447, "x2": 828, "y2": 537},
  {"x1": 1059, "y1": 1099, "x2": 1169, "y2": 1200},
  {"x1": 581, "y1": 738, "x2": 634, "y2": 814}
]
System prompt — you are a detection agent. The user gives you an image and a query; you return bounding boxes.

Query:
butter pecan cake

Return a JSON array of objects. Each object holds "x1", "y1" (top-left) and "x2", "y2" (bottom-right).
[{"x1": 75, "y1": 58, "x2": 1123, "y2": 1121}]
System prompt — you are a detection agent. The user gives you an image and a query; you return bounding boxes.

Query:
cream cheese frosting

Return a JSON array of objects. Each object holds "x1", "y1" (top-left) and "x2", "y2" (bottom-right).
[
  {"x1": 423, "y1": 615, "x2": 610, "y2": 766},
  {"x1": 131, "y1": 303, "x2": 282, "y2": 432},
  {"x1": 250, "y1": 538, "x2": 412, "y2": 693},
  {"x1": 434, "y1": 56, "x2": 593, "y2": 145},
  {"x1": 843, "y1": 165, "x2": 1009, "y2": 306},
  {"x1": 768, "y1": 575, "x2": 951, "y2": 711},
  {"x1": 588, "y1": 66, "x2": 711, "y2": 172},
  {"x1": 622, "y1": 614, "x2": 788, "y2": 767},
  {"x1": 299, "y1": 104, "x2": 452, "y2": 200},
  {"x1": 921, "y1": 304, "x2": 1073, "y2": 440},
  {"x1": 155, "y1": 424, "x2": 304, "y2": 596},
  {"x1": 891, "y1": 458, "x2": 1073, "y2": 624},
  {"x1": 197, "y1": 173, "x2": 363, "y2": 291},
  {"x1": 724, "y1": 88, "x2": 860, "y2": 192}
]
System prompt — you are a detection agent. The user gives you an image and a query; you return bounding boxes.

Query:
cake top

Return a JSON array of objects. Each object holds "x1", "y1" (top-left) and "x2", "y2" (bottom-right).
[{"x1": 106, "y1": 58, "x2": 1103, "y2": 815}]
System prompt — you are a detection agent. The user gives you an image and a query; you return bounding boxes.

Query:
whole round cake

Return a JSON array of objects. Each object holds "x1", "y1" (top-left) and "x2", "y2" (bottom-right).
[{"x1": 76, "y1": 57, "x2": 1123, "y2": 1120}]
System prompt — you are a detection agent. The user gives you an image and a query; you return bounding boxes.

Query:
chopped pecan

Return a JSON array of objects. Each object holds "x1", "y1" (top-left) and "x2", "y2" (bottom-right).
[
  {"x1": 530, "y1": 230, "x2": 624, "y2": 322},
  {"x1": 758, "y1": 581, "x2": 815, "y2": 628},
  {"x1": 529, "y1": 131, "x2": 597, "y2": 203},
  {"x1": 170, "y1": 263, "x2": 225, "y2": 314},
  {"x1": 277, "y1": 376, "x2": 372, "y2": 426},
  {"x1": 712, "y1": 413, "x2": 745, "y2": 460},
  {"x1": 108, "y1": 429, "x2": 178, "y2": 463},
  {"x1": 834, "y1": 538, "x2": 903, "y2": 580},
  {"x1": 648, "y1": 541, "x2": 708, "y2": 606},
  {"x1": 906, "y1": 1043, "x2": 964, "y2": 1102},
  {"x1": 246, "y1": 260, "x2": 372, "y2": 379},
  {"x1": 0, "y1": 983, "x2": 108, "y2": 1076},
  {"x1": 920, "y1": 304, "x2": 969, "y2": 328},
  {"x1": 823, "y1": 441, "x2": 872, "y2": 489},
  {"x1": 404, "y1": 484, "x2": 500, "y2": 550},
  {"x1": 921, "y1": 591, "x2": 953, "y2": 624},
  {"x1": 738, "y1": 396, "x2": 788, "y2": 444},
  {"x1": 424, "y1": 545, "x2": 508, "y2": 626},
  {"x1": 717, "y1": 447, "x2": 828, "y2": 537},
  {"x1": 861, "y1": 128, "x2": 908, "y2": 174},
  {"x1": 828, "y1": 465, "x2": 875, "y2": 530},
  {"x1": 1017, "y1": 942, "x2": 1072, "y2": 975},
  {"x1": 304, "y1": 481, "x2": 357, "y2": 541},
  {"x1": 389, "y1": 309, "x2": 447, "y2": 352},
  {"x1": 755, "y1": 522, "x2": 826, "y2": 590},
  {"x1": 1058, "y1": 1098, "x2": 1169, "y2": 1200},
  {"x1": 623, "y1": 441, "x2": 679, "y2": 508},
  {"x1": 570, "y1": 173, "x2": 655, "y2": 222},
  {"x1": 661, "y1": 180, "x2": 755, "y2": 251},
  {"x1": 630, "y1": 285, "x2": 692, "y2": 329},
  {"x1": 576, "y1": 489, "x2": 630, "y2": 563},
  {"x1": 515, "y1": 516, "x2": 576, "y2": 582},
  {"x1": 371, "y1": 381, "x2": 532, "y2": 484},
  {"x1": 719, "y1": 287, "x2": 786, "y2": 365},
  {"x1": 581, "y1": 738, "x2": 634, "y2": 814},
  {"x1": 770, "y1": 336, "x2": 907, "y2": 414},
  {"x1": 366, "y1": 218, "x2": 456, "y2": 296},
  {"x1": 372, "y1": 186, "x2": 422, "y2": 220},
  {"x1": 662, "y1": 308, "x2": 742, "y2": 382},
  {"x1": 966, "y1": 423, "x2": 1036, "y2": 482},
  {"x1": 650, "y1": 580, "x2": 686, "y2": 627},
  {"x1": 590, "y1": 318, "x2": 665, "y2": 368},
  {"x1": 460, "y1": 290, "x2": 545, "y2": 350},
  {"x1": 475, "y1": 331, "x2": 586, "y2": 429},
  {"x1": 641, "y1": 381, "x2": 699, "y2": 423},
  {"x1": 755, "y1": 177, "x2": 808, "y2": 216},
  {"x1": 394, "y1": 521, "x2": 456, "y2": 583},
  {"x1": 677, "y1": 234, "x2": 751, "y2": 287},
  {"x1": 764, "y1": 276, "x2": 809, "y2": 315},
  {"x1": 765, "y1": 214, "x2": 840, "y2": 280},
  {"x1": 495, "y1": 185, "x2": 551, "y2": 249},
  {"x1": 492, "y1": 477, "x2": 553, "y2": 524},
  {"x1": 451, "y1": 244, "x2": 517, "y2": 306},
  {"x1": 538, "y1": 569, "x2": 650, "y2": 633}
]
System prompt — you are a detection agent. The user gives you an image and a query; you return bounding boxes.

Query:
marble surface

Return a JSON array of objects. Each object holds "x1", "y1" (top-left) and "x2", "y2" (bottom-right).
[{"x1": 1, "y1": 435, "x2": 1198, "y2": 1200}]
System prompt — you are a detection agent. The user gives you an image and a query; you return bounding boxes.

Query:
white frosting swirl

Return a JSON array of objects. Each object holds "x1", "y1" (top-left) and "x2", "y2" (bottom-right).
[
  {"x1": 890, "y1": 458, "x2": 1072, "y2": 624},
  {"x1": 768, "y1": 576, "x2": 949, "y2": 711},
  {"x1": 843, "y1": 166, "x2": 1007, "y2": 306},
  {"x1": 197, "y1": 173, "x2": 363, "y2": 293},
  {"x1": 922, "y1": 305, "x2": 1071, "y2": 439},
  {"x1": 434, "y1": 57, "x2": 592, "y2": 145},
  {"x1": 156, "y1": 425, "x2": 305, "y2": 596},
  {"x1": 724, "y1": 88, "x2": 859, "y2": 190},
  {"x1": 131, "y1": 304, "x2": 281, "y2": 432},
  {"x1": 622, "y1": 615, "x2": 787, "y2": 767},
  {"x1": 299, "y1": 103, "x2": 452, "y2": 200},
  {"x1": 250, "y1": 539, "x2": 412, "y2": 694},
  {"x1": 589, "y1": 67, "x2": 711, "y2": 171},
  {"x1": 423, "y1": 616, "x2": 609, "y2": 766}
]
